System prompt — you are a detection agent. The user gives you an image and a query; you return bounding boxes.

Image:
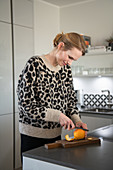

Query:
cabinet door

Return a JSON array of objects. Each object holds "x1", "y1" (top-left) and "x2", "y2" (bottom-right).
[
  {"x1": 23, "y1": 157, "x2": 75, "y2": 170},
  {"x1": 0, "y1": 22, "x2": 13, "y2": 115},
  {"x1": 0, "y1": 114, "x2": 13, "y2": 170},
  {"x1": 15, "y1": 112, "x2": 21, "y2": 169},
  {"x1": 13, "y1": 0, "x2": 33, "y2": 27},
  {"x1": 81, "y1": 115, "x2": 112, "y2": 131},
  {"x1": 14, "y1": 25, "x2": 34, "y2": 169},
  {"x1": 14, "y1": 25, "x2": 34, "y2": 112},
  {"x1": 13, "y1": 1, "x2": 34, "y2": 168},
  {"x1": 0, "y1": 0, "x2": 11, "y2": 22}
]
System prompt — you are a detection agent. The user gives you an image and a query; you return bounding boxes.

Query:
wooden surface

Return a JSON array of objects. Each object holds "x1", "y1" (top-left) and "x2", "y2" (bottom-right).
[{"x1": 45, "y1": 137, "x2": 101, "y2": 149}]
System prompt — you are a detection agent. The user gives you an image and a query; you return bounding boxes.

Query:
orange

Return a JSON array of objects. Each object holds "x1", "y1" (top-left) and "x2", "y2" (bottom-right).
[
  {"x1": 65, "y1": 129, "x2": 85, "y2": 141},
  {"x1": 74, "y1": 129, "x2": 85, "y2": 140}
]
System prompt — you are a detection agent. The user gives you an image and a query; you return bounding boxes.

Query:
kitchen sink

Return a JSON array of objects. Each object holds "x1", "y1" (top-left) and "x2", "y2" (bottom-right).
[{"x1": 83, "y1": 107, "x2": 113, "y2": 113}]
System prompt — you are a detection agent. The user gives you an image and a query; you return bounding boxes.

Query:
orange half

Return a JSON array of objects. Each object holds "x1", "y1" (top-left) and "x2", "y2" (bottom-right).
[{"x1": 65, "y1": 134, "x2": 75, "y2": 141}]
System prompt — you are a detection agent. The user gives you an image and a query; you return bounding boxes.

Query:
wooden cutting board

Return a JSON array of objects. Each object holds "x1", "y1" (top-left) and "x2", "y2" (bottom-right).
[{"x1": 45, "y1": 137, "x2": 101, "y2": 149}]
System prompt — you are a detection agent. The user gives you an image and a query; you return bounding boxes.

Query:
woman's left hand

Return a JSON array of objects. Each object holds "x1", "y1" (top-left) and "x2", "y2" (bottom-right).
[{"x1": 76, "y1": 121, "x2": 88, "y2": 138}]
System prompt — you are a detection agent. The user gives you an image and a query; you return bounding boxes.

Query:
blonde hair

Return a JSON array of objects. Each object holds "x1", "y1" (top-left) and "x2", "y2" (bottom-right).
[{"x1": 53, "y1": 32, "x2": 86, "y2": 55}]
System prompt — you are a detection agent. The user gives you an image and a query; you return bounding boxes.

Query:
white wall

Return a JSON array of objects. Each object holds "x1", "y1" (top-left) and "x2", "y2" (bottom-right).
[
  {"x1": 34, "y1": 0, "x2": 59, "y2": 55},
  {"x1": 59, "y1": 0, "x2": 113, "y2": 95},
  {"x1": 73, "y1": 77, "x2": 113, "y2": 95},
  {"x1": 60, "y1": 0, "x2": 113, "y2": 46}
]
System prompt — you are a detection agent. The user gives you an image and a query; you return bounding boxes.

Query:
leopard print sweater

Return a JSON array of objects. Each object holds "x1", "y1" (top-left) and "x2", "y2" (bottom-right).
[{"x1": 17, "y1": 55, "x2": 82, "y2": 138}]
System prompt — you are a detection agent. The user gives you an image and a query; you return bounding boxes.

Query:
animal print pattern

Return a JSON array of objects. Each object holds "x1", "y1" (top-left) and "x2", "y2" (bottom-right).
[{"x1": 17, "y1": 56, "x2": 78, "y2": 130}]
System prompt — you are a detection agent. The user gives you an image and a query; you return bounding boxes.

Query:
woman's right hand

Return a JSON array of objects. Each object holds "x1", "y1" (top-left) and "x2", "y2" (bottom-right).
[{"x1": 59, "y1": 113, "x2": 75, "y2": 130}]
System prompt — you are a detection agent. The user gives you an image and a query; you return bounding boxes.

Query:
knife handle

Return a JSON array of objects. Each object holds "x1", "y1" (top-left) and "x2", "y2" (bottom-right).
[
  {"x1": 75, "y1": 127, "x2": 89, "y2": 131},
  {"x1": 44, "y1": 143, "x2": 62, "y2": 149}
]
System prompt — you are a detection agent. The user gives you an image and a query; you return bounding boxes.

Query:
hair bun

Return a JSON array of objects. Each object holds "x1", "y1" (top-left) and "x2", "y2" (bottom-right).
[{"x1": 53, "y1": 32, "x2": 64, "y2": 47}]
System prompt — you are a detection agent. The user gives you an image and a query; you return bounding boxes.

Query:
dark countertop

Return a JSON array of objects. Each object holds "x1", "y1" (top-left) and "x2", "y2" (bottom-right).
[
  {"x1": 79, "y1": 107, "x2": 113, "y2": 117},
  {"x1": 23, "y1": 125, "x2": 113, "y2": 170},
  {"x1": 88, "y1": 124, "x2": 113, "y2": 142}
]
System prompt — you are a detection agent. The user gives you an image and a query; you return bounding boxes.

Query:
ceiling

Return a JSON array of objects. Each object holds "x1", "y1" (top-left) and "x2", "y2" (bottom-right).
[{"x1": 39, "y1": 0, "x2": 94, "y2": 7}]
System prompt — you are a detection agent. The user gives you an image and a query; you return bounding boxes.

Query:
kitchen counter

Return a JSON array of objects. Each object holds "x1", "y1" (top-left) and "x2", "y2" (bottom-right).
[
  {"x1": 79, "y1": 108, "x2": 113, "y2": 118},
  {"x1": 23, "y1": 125, "x2": 113, "y2": 170},
  {"x1": 79, "y1": 108, "x2": 113, "y2": 132},
  {"x1": 88, "y1": 124, "x2": 113, "y2": 142}
]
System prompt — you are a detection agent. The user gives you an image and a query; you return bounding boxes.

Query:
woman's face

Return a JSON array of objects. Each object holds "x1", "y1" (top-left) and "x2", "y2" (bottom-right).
[{"x1": 56, "y1": 43, "x2": 82, "y2": 66}]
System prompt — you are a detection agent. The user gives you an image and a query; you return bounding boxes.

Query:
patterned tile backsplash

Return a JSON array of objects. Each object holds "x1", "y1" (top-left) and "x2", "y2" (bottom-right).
[{"x1": 83, "y1": 94, "x2": 113, "y2": 107}]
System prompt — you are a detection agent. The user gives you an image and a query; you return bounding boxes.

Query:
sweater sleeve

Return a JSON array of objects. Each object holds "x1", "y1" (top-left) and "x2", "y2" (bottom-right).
[
  {"x1": 65, "y1": 66, "x2": 82, "y2": 124},
  {"x1": 17, "y1": 57, "x2": 61, "y2": 123}
]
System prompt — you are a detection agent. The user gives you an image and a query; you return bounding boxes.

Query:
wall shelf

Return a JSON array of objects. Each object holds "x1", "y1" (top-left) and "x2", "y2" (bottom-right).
[
  {"x1": 71, "y1": 51, "x2": 113, "y2": 77},
  {"x1": 86, "y1": 51, "x2": 113, "y2": 56}
]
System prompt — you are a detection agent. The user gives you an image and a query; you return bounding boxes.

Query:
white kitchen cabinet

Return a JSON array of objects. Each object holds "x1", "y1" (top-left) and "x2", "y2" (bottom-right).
[
  {"x1": 0, "y1": 0, "x2": 34, "y2": 169},
  {"x1": 14, "y1": 25, "x2": 34, "y2": 168},
  {"x1": 23, "y1": 157, "x2": 76, "y2": 170},
  {"x1": 81, "y1": 115, "x2": 113, "y2": 131},
  {"x1": 0, "y1": 0, "x2": 11, "y2": 22},
  {"x1": 13, "y1": 0, "x2": 33, "y2": 28},
  {"x1": 0, "y1": 114, "x2": 13, "y2": 170},
  {"x1": 14, "y1": 25, "x2": 34, "y2": 112},
  {"x1": 13, "y1": 1, "x2": 34, "y2": 169},
  {"x1": 0, "y1": 22, "x2": 13, "y2": 115},
  {"x1": 15, "y1": 112, "x2": 21, "y2": 169},
  {"x1": 0, "y1": 1, "x2": 13, "y2": 170}
]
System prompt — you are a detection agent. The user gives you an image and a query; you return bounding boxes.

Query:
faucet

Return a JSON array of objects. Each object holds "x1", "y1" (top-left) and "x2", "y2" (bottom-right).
[{"x1": 101, "y1": 90, "x2": 113, "y2": 108}]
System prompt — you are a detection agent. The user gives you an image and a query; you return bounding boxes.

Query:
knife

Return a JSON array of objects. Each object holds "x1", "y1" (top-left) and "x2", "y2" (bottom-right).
[
  {"x1": 75, "y1": 127, "x2": 89, "y2": 131},
  {"x1": 65, "y1": 125, "x2": 89, "y2": 131}
]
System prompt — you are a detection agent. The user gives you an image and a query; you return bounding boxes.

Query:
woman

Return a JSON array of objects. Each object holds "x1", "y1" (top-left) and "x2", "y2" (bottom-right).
[{"x1": 17, "y1": 32, "x2": 87, "y2": 160}]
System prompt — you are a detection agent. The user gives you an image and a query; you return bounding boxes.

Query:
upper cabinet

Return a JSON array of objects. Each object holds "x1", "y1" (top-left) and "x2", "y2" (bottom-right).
[
  {"x1": 0, "y1": 0, "x2": 11, "y2": 22},
  {"x1": 13, "y1": 0, "x2": 33, "y2": 28},
  {"x1": 71, "y1": 51, "x2": 113, "y2": 77}
]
